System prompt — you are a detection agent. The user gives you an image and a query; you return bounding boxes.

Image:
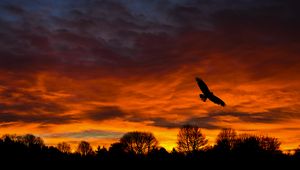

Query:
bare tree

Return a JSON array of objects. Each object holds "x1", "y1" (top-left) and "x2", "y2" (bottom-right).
[
  {"x1": 57, "y1": 142, "x2": 71, "y2": 154},
  {"x1": 76, "y1": 141, "x2": 93, "y2": 156},
  {"x1": 19, "y1": 134, "x2": 44, "y2": 148},
  {"x1": 120, "y1": 131, "x2": 158, "y2": 155},
  {"x1": 259, "y1": 136, "x2": 281, "y2": 152},
  {"x1": 177, "y1": 124, "x2": 208, "y2": 153},
  {"x1": 216, "y1": 128, "x2": 237, "y2": 151}
]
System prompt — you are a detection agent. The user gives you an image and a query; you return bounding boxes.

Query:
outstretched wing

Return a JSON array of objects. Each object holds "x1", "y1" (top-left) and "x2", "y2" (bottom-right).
[
  {"x1": 195, "y1": 77, "x2": 211, "y2": 94},
  {"x1": 208, "y1": 94, "x2": 226, "y2": 107}
]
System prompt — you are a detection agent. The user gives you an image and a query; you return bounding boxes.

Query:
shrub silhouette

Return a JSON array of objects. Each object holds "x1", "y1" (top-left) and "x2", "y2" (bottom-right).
[
  {"x1": 0, "y1": 134, "x2": 55, "y2": 161},
  {"x1": 294, "y1": 146, "x2": 300, "y2": 159},
  {"x1": 96, "y1": 145, "x2": 108, "y2": 160},
  {"x1": 231, "y1": 134, "x2": 282, "y2": 160},
  {"x1": 108, "y1": 142, "x2": 130, "y2": 160},
  {"x1": 148, "y1": 147, "x2": 170, "y2": 160}
]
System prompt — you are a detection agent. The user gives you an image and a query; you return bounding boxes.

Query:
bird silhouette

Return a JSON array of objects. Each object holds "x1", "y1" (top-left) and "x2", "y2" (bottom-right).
[{"x1": 195, "y1": 77, "x2": 226, "y2": 107}]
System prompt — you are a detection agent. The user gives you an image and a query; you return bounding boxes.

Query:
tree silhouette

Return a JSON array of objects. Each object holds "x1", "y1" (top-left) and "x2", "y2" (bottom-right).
[
  {"x1": 76, "y1": 141, "x2": 94, "y2": 156},
  {"x1": 215, "y1": 128, "x2": 237, "y2": 152},
  {"x1": 1, "y1": 134, "x2": 19, "y2": 143},
  {"x1": 19, "y1": 134, "x2": 44, "y2": 148},
  {"x1": 108, "y1": 142, "x2": 128, "y2": 159},
  {"x1": 96, "y1": 145, "x2": 108, "y2": 159},
  {"x1": 57, "y1": 142, "x2": 71, "y2": 154},
  {"x1": 120, "y1": 131, "x2": 158, "y2": 155},
  {"x1": 233, "y1": 134, "x2": 281, "y2": 159},
  {"x1": 259, "y1": 136, "x2": 281, "y2": 153},
  {"x1": 177, "y1": 124, "x2": 208, "y2": 153},
  {"x1": 170, "y1": 148, "x2": 184, "y2": 160},
  {"x1": 148, "y1": 147, "x2": 170, "y2": 160},
  {"x1": 294, "y1": 145, "x2": 300, "y2": 159},
  {"x1": 0, "y1": 131, "x2": 296, "y2": 163}
]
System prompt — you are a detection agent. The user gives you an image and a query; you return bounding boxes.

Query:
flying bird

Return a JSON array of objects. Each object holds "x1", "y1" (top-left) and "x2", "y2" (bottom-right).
[{"x1": 195, "y1": 77, "x2": 226, "y2": 107}]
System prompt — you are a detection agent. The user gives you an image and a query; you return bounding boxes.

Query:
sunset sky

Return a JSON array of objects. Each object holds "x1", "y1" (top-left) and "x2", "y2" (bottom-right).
[{"x1": 0, "y1": 0, "x2": 300, "y2": 151}]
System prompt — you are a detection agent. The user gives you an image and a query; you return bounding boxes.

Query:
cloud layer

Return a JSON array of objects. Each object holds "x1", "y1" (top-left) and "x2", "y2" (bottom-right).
[{"x1": 0, "y1": 0, "x2": 300, "y2": 150}]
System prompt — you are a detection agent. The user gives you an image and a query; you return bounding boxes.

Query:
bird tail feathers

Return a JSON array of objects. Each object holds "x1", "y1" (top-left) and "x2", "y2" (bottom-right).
[{"x1": 199, "y1": 94, "x2": 207, "y2": 102}]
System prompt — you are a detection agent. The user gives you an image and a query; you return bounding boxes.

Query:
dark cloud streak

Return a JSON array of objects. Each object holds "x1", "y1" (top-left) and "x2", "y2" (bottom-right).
[
  {"x1": 0, "y1": 111, "x2": 77, "y2": 125},
  {"x1": 83, "y1": 106, "x2": 126, "y2": 121}
]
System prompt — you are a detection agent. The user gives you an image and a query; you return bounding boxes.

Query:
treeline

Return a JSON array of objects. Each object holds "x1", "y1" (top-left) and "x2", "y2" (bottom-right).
[{"x1": 1, "y1": 125, "x2": 300, "y2": 162}]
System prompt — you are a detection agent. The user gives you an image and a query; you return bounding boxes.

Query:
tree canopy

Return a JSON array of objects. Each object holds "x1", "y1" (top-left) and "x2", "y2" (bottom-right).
[
  {"x1": 177, "y1": 124, "x2": 208, "y2": 153},
  {"x1": 120, "y1": 131, "x2": 158, "y2": 155}
]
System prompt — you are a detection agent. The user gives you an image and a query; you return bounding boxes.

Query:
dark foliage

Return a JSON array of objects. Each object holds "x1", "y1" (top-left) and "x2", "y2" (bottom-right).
[
  {"x1": 0, "y1": 130, "x2": 299, "y2": 168},
  {"x1": 120, "y1": 131, "x2": 158, "y2": 155}
]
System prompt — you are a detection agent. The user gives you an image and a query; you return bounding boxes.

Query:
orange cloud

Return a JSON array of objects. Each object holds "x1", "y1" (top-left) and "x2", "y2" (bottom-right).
[{"x1": 0, "y1": 0, "x2": 300, "y2": 152}]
